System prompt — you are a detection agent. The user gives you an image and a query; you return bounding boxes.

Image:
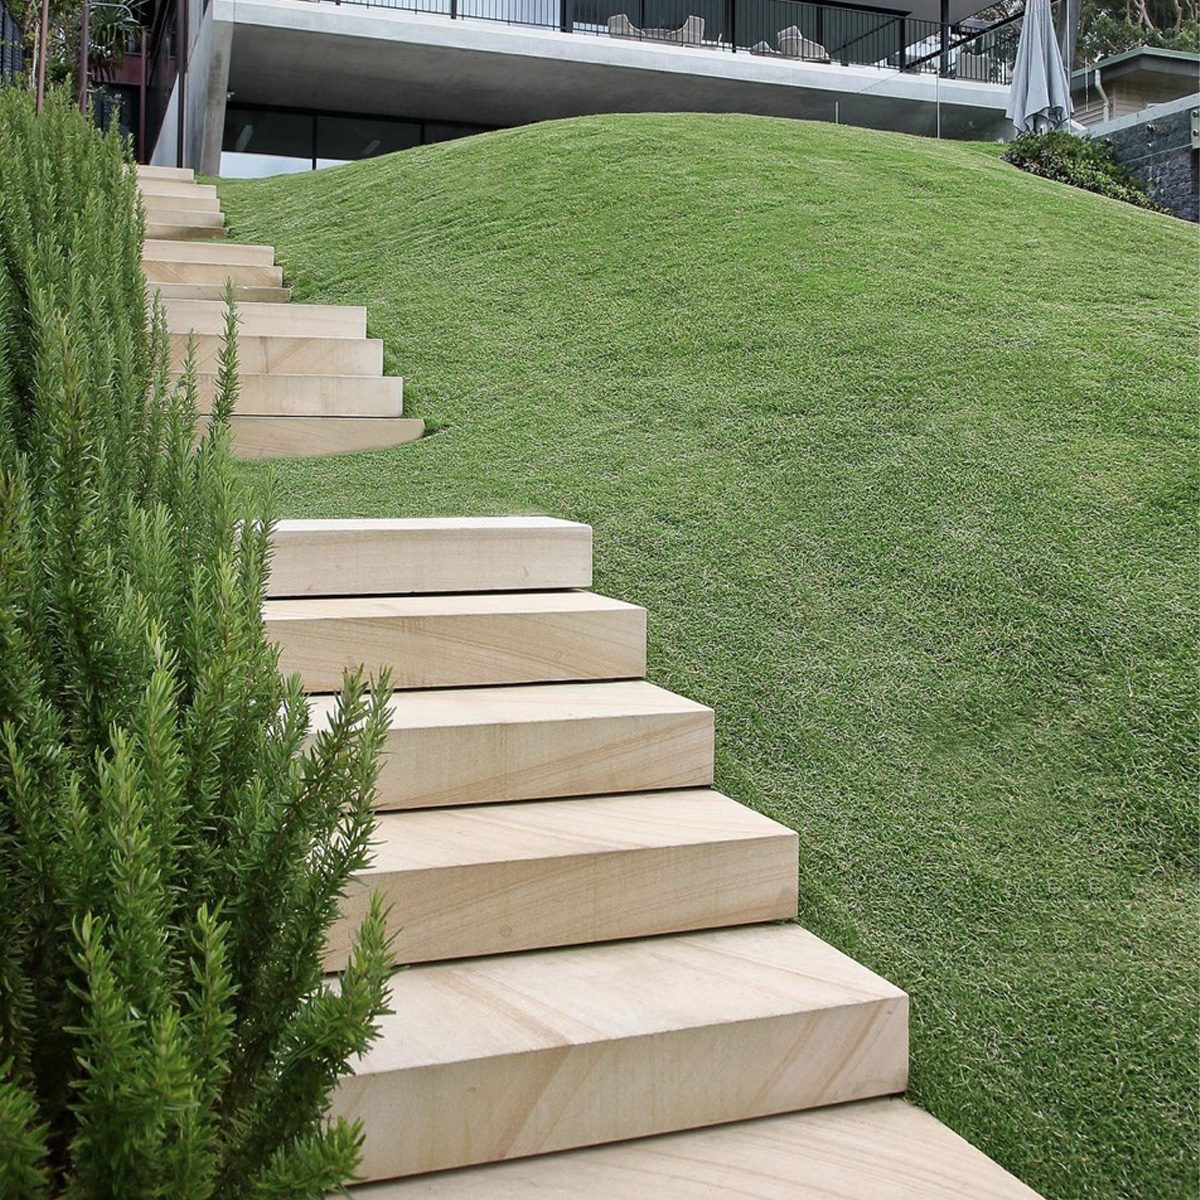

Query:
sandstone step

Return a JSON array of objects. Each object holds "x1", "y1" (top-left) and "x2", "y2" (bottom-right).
[
  {"x1": 136, "y1": 164, "x2": 194, "y2": 181},
  {"x1": 137, "y1": 179, "x2": 218, "y2": 201},
  {"x1": 226, "y1": 415, "x2": 424, "y2": 459},
  {"x1": 144, "y1": 260, "x2": 285, "y2": 289},
  {"x1": 192, "y1": 372, "x2": 401, "y2": 416},
  {"x1": 142, "y1": 191, "x2": 222, "y2": 214},
  {"x1": 143, "y1": 238, "x2": 275, "y2": 266},
  {"x1": 265, "y1": 591, "x2": 646, "y2": 692},
  {"x1": 164, "y1": 297, "x2": 366, "y2": 339},
  {"x1": 324, "y1": 789, "x2": 798, "y2": 969},
  {"x1": 329, "y1": 925, "x2": 908, "y2": 1181},
  {"x1": 347, "y1": 1098, "x2": 1042, "y2": 1199},
  {"x1": 146, "y1": 222, "x2": 228, "y2": 241},
  {"x1": 168, "y1": 333, "x2": 383, "y2": 376},
  {"x1": 267, "y1": 517, "x2": 593, "y2": 598},
  {"x1": 151, "y1": 282, "x2": 292, "y2": 304},
  {"x1": 147, "y1": 204, "x2": 225, "y2": 227},
  {"x1": 308, "y1": 680, "x2": 714, "y2": 811}
]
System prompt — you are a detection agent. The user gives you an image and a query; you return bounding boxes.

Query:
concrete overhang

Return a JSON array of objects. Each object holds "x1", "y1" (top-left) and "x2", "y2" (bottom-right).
[{"x1": 217, "y1": 0, "x2": 1011, "y2": 138}]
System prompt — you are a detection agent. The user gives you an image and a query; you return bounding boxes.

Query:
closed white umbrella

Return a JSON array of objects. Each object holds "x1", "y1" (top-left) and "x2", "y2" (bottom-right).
[{"x1": 1005, "y1": 0, "x2": 1074, "y2": 133}]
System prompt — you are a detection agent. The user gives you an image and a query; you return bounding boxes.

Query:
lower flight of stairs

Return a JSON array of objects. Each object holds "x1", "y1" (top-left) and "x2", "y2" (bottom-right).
[
  {"x1": 135, "y1": 163, "x2": 422, "y2": 459},
  {"x1": 260, "y1": 516, "x2": 1043, "y2": 1198}
]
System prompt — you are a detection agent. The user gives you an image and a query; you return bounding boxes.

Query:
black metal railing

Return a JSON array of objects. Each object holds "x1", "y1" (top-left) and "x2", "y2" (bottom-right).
[
  {"x1": 0, "y1": 1, "x2": 24, "y2": 83},
  {"x1": 315, "y1": 0, "x2": 1022, "y2": 80}
]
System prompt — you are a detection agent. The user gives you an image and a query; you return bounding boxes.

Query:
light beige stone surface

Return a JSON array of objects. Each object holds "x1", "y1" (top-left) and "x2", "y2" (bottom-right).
[
  {"x1": 324, "y1": 788, "x2": 798, "y2": 968},
  {"x1": 193, "y1": 371, "x2": 402, "y2": 416},
  {"x1": 168, "y1": 333, "x2": 384, "y2": 375},
  {"x1": 267, "y1": 517, "x2": 593, "y2": 597},
  {"x1": 137, "y1": 178, "x2": 218, "y2": 200},
  {"x1": 347, "y1": 1098, "x2": 1042, "y2": 1198},
  {"x1": 226, "y1": 415, "x2": 423, "y2": 458},
  {"x1": 143, "y1": 238, "x2": 276, "y2": 266},
  {"x1": 146, "y1": 205, "x2": 225, "y2": 227},
  {"x1": 141, "y1": 191, "x2": 222, "y2": 213},
  {"x1": 309, "y1": 679, "x2": 714, "y2": 809},
  {"x1": 151, "y1": 282, "x2": 292, "y2": 303},
  {"x1": 330, "y1": 925, "x2": 908, "y2": 1180},
  {"x1": 135, "y1": 164, "x2": 193, "y2": 181},
  {"x1": 164, "y1": 297, "x2": 366, "y2": 338},
  {"x1": 265, "y1": 591, "x2": 645, "y2": 691},
  {"x1": 144, "y1": 259, "x2": 285, "y2": 288}
]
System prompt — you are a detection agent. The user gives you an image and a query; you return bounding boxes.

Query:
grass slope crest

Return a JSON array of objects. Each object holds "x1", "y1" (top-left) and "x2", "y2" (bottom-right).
[{"x1": 219, "y1": 112, "x2": 1199, "y2": 1200}]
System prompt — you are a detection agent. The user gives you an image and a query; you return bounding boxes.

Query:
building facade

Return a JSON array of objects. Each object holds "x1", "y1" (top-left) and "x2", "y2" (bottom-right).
[{"x1": 140, "y1": 0, "x2": 1038, "y2": 175}]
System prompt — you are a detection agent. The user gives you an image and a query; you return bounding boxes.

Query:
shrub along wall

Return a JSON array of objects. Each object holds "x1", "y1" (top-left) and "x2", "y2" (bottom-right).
[
  {"x1": 0, "y1": 92, "x2": 390, "y2": 1198},
  {"x1": 1002, "y1": 129, "x2": 1169, "y2": 212}
]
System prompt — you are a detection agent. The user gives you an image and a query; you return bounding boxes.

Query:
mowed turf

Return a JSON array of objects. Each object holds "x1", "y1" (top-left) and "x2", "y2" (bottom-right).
[{"x1": 217, "y1": 114, "x2": 1199, "y2": 1200}]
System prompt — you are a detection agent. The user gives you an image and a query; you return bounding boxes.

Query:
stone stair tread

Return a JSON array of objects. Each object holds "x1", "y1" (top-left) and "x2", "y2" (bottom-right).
[
  {"x1": 147, "y1": 206, "x2": 225, "y2": 224},
  {"x1": 344, "y1": 1098, "x2": 1042, "y2": 1199},
  {"x1": 309, "y1": 678, "x2": 709, "y2": 731},
  {"x1": 151, "y1": 283, "x2": 292, "y2": 303},
  {"x1": 266, "y1": 590, "x2": 646, "y2": 691},
  {"x1": 143, "y1": 238, "x2": 276, "y2": 264},
  {"x1": 309, "y1": 678, "x2": 714, "y2": 810},
  {"x1": 267, "y1": 517, "x2": 593, "y2": 597},
  {"x1": 330, "y1": 924, "x2": 907, "y2": 1180},
  {"x1": 141, "y1": 193, "x2": 222, "y2": 212},
  {"x1": 164, "y1": 297, "x2": 366, "y2": 338},
  {"x1": 137, "y1": 180, "x2": 218, "y2": 200},
  {"x1": 146, "y1": 224, "x2": 229, "y2": 240},
  {"x1": 168, "y1": 332, "x2": 383, "y2": 375},
  {"x1": 135, "y1": 164, "x2": 194, "y2": 181},
  {"x1": 191, "y1": 372, "x2": 402, "y2": 416},
  {"x1": 325, "y1": 788, "x2": 798, "y2": 967},
  {"x1": 226, "y1": 415, "x2": 423, "y2": 459}
]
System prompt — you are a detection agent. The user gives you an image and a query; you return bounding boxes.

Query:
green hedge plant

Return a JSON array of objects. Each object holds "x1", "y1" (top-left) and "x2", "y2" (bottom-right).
[
  {"x1": 0, "y1": 91, "x2": 392, "y2": 1198},
  {"x1": 1002, "y1": 129, "x2": 1167, "y2": 213}
]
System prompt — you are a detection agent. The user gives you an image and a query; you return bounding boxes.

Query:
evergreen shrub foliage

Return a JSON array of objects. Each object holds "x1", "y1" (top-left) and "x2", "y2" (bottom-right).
[
  {"x1": 0, "y1": 91, "x2": 392, "y2": 1198},
  {"x1": 1002, "y1": 130, "x2": 1167, "y2": 213}
]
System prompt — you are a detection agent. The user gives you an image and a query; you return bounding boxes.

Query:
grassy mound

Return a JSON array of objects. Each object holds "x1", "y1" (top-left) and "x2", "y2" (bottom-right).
[{"x1": 218, "y1": 114, "x2": 1198, "y2": 1200}]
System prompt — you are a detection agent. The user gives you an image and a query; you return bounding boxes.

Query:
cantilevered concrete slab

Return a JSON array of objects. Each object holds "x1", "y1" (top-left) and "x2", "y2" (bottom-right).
[{"x1": 212, "y1": 0, "x2": 1011, "y2": 157}]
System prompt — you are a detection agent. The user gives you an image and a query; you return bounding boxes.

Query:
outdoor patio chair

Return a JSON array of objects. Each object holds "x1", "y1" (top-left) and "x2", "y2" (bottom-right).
[
  {"x1": 776, "y1": 26, "x2": 830, "y2": 61},
  {"x1": 607, "y1": 13, "x2": 706, "y2": 44}
]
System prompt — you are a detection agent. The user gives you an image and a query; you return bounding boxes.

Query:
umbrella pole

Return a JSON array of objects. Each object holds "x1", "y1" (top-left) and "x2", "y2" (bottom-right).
[{"x1": 34, "y1": 0, "x2": 49, "y2": 114}]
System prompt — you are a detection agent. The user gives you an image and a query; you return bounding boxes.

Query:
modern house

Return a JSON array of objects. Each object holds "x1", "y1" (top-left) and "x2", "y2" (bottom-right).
[{"x1": 137, "y1": 0, "x2": 1044, "y2": 175}]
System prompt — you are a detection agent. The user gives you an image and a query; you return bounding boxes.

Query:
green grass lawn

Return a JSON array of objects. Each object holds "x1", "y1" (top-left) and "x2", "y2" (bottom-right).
[{"x1": 217, "y1": 114, "x2": 1199, "y2": 1200}]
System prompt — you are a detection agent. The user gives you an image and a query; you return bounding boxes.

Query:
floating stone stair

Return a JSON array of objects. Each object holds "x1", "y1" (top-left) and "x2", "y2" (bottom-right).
[
  {"x1": 134, "y1": 164, "x2": 421, "y2": 459},
  {"x1": 323, "y1": 789, "x2": 798, "y2": 969},
  {"x1": 251, "y1": 516, "x2": 1043, "y2": 1197},
  {"x1": 310, "y1": 679, "x2": 715, "y2": 810},
  {"x1": 192, "y1": 372, "x2": 401, "y2": 417},
  {"x1": 349, "y1": 1098, "x2": 1044, "y2": 1198},
  {"x1": 266, "y1": 517, "x2": 592, "y2": 597},
  {"x1": 334, "y1": 925, "x2": 908, "y2": 1182},
  {"x1": 265, "y1": 591, "x2": 647, "y2": 691}
]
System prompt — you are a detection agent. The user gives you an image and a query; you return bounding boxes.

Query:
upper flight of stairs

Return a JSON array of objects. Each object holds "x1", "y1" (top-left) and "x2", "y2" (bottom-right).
[
  {"x1": 135, "y1": 164, "x2": 422, "y2": 459},
  {"x1": 260, "y1": 516, "x2": 1043, "y2": 1198}
]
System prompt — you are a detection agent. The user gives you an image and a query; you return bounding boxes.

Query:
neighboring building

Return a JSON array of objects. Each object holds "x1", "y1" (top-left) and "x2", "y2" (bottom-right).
[
  {"x1": 1071, "y1": 46, "x2": 1199, "y2": 126},
  {"x1": 139, "y1": 0, "x2": 1034, "y2": 176},
  {"x1": 1072, "y1": 48, "x2": 1199, "y2": 222}
]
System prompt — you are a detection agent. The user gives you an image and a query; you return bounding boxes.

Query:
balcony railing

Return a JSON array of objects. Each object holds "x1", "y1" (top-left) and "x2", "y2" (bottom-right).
[
  {"x1": 0, "y1": 1, "x2": 23, "y2": 83},
  {"x1": 317, "y1": 0, "x2": 1023, "y2": 83}
]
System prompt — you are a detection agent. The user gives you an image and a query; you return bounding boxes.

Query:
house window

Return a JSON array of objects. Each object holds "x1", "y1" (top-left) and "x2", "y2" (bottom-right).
[{"x1": 220, "y1": 105, "x2": 494, "y2": 177}]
